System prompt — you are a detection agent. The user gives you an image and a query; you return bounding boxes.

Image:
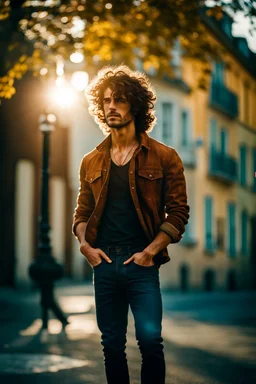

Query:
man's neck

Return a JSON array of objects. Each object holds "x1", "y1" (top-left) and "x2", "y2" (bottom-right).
[{"x1": 111, "y1": 126, "x2": 138, "y2": 151}]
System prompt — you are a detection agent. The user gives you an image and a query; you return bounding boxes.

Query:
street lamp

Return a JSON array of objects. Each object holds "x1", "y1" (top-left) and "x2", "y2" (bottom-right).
[
  {"x1": 29, "y1": 69, "x2": 88, "y2": 330},
  {"x1": 29, "y1": 113, "x2": 68, "y2": 330}
]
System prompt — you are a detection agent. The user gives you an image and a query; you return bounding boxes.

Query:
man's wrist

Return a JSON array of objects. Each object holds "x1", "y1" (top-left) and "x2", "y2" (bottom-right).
[
  {"x1": 80, "y1": 241, "x2": 91, "y2": 252},
  {"x1": 142, "y1": 248, "x2": 156, "y2": 259}
]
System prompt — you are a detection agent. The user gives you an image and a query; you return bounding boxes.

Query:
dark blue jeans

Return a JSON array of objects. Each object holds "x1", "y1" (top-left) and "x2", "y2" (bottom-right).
[{"x1": 93, "y1": 245, "x2": 165, "y2": 384}]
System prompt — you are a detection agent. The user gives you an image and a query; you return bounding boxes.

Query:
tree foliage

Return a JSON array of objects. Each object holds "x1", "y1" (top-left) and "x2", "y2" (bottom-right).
[{"x1": 0, "y1": 0, "x2": 255, "y2": 99}]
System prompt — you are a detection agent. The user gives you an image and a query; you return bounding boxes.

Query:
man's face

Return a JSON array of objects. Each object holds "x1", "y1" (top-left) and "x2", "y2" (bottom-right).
[{"x1": 103, "y1": 87, "x2": 134, "y2": 129}]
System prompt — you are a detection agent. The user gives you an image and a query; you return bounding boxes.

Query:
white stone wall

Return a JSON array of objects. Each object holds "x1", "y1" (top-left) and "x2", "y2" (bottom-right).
[
  {"x1": 14, "y1": 160, "x2": 35, "y2": 288},
  {"x1": 50, "y1": 176, "x2": 66, "y2": 264}
]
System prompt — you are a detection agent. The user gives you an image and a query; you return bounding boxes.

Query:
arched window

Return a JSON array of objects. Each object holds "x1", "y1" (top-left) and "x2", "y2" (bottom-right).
[
  {"x1": 203, "y1": 269, "x2": 215, "y2": 292},
  {"x1": 241, "y1": 210, "x2": 248, "y2": 256},
  {"x1": 227, "y1": 270, "x2": 236, "y2": 291},
  {"x1": 180, "y1": 264, "x2": 190, "y2": 292}
]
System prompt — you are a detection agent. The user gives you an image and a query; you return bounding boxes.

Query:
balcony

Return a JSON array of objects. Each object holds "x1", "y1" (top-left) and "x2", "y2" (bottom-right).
[
  {"x1": 209, "y1": 81, "x2": 238, "y2": 119},
  {"x1": 208, "y1": 147, "x2": 237, "y2": 184}
]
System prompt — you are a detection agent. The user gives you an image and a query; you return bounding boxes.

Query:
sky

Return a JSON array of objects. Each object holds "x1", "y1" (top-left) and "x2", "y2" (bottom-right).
[
  {"x1": 205, "y1": 0, "x2": 256, "y2": 53},
  {"x1": 232, "y1": 11, "x2": 256, "y2": 53}
]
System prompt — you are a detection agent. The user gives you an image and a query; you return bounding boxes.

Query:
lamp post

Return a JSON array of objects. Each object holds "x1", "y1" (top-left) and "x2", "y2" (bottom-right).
[
  {"x1": 29, "y1": 68, "x2": 88, "y2": 329},
  {"x1": 29, "y1": 113, "x2": 68, "y2": 330}
]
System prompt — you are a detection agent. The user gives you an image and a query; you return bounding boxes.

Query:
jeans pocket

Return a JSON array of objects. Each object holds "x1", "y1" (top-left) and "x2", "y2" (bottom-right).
[{"x1": 132, "y1": 261, "x2": 156, "y2": 269}]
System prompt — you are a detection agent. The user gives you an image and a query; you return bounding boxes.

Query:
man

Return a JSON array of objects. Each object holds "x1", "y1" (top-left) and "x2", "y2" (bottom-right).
[{"x1": 73, "y1": 65, "x2": 190, "y2": 384}]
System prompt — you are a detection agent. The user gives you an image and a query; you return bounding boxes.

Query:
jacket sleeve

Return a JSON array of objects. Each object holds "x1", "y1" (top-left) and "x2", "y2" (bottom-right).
[
  {"x1": 159, "y1": 149, "x2": 190, "y2": 243},
  {"x1": 72, "y1": 156, "x2": 95, "y2": 236}
]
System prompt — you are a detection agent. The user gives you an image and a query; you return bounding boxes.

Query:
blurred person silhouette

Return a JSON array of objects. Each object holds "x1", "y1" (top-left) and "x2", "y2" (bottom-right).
[{"x1": 72, "y1": 65, "x2": 190, "y2": 384}]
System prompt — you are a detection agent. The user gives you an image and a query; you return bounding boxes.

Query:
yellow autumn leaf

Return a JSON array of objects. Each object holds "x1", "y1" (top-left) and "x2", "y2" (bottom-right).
[
  {"x1": 0, "y1": 13, "x2": 9, "y2": 21},
  {"x1": 122, "y1": 32, "x2": 136, "y2": 44},
  {"x1": 148, "y1": 55, "x2": 160, "y2": 69},
  {"x1": 19, "y1": 55, "x2": 28, "y2": 63}
]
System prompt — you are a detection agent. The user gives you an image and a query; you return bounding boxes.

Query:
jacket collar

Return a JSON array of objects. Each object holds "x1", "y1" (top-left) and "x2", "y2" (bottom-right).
[{"x1": 96, "y1": 132, "x2": 150, "y2": 152}]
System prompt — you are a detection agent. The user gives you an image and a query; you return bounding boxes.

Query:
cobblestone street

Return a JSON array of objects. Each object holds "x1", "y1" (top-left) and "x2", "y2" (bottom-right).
[{"x1": 0, "y1": 281, "x2": 255, "y2": 384}]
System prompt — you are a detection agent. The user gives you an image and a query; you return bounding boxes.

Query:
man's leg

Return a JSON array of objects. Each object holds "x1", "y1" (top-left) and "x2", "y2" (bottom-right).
[
  {"x1": 94, "y1": 259, "x2": 130, "y2": 384},
  {"x1": 127, "y1": 263, "x2": 165, "y2": 384}
]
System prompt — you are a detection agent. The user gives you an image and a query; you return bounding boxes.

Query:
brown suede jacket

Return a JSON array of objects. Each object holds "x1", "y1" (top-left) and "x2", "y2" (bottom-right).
[{"x1": 73, "y1": 132, "x2": 190, "y2": 266}]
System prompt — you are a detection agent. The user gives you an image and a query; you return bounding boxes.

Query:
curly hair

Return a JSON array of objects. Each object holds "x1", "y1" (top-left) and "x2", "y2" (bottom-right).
[{"x1": 86, "y1": 65, "x2": 157, "y2": 135}]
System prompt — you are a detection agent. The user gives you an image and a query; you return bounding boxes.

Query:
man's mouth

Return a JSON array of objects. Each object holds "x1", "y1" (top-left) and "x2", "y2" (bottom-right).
[{"x1": 108, "y1": 114, "x2": 120, "y2": 118}]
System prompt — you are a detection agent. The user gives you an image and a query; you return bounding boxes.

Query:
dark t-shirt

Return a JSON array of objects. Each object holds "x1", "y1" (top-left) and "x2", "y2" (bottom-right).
[{"x1": 96, "y1": 160, "x2": 148, "y2": 247}]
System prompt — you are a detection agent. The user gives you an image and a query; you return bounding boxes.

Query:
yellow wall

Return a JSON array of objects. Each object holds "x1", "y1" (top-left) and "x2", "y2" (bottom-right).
[{"x1": 159, "y1": 36, "x2": 256, "y2": 291}]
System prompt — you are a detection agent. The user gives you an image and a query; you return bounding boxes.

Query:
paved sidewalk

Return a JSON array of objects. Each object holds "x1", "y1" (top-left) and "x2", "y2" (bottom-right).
[
  {"x1": 0, "y1": 281, "x2": 256, "y2": 384},
  {"x1": 0, "y1": 280, "x2": 108, "y2": 383}
]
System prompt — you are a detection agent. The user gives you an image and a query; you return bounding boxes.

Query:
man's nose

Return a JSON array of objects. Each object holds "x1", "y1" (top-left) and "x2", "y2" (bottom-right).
[{"x1": 109, "y1": 99, "x2": 116, "y2": 109}]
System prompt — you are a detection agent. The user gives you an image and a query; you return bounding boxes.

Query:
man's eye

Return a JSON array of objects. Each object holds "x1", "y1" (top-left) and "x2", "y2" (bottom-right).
[
  {"x1": 116, "y1": 98, "x2": 126, "y2": 103},
  {"x1": 103, "y1": 99, "x2": 110, "y2": 104}
]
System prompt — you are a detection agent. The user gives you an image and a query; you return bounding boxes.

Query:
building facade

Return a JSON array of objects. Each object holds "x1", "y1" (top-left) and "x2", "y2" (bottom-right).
[{"x1": 157, "y1": 13, "x2": 256, "y2": 290}]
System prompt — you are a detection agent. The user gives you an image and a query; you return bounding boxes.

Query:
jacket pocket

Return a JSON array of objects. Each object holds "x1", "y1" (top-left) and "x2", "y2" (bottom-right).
[
  {"x1": 85, "y1": 170, "x2": 102, "y2": 183},
  {"x1": 85, "y1": 171, "x2": 102, "y2": 201},
  {"x1": 137, "y1": 168, "x2": 163, "y2": 208},
  {"x1": 138, "y1": 169, "x2": 163, "y2": 180}
]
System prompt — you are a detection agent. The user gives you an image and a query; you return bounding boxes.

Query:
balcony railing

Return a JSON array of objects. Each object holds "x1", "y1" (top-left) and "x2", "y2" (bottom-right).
[
  {"x1": 209, "y1": 81, "x2": 238, "y2": 119},
  {"x1": 209, "y1": 147, "x2": 237, "y2": 183}
]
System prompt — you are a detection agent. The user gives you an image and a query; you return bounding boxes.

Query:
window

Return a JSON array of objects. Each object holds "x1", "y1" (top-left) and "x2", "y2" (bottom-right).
[
  {"x1": 241, "y1": 210, "x2": 248, "y2": 255},
  {"x1": 227, "y1": 202, "x2": 236, "y2": 258},
  {"x1": 243, "y1": 82, "x2": 250, "y2": 123},
  {"x1": 253, "y1": 148, "x2": 256, "y2": 192},
  {"x1": 220, "y1": 129, "x2": 228, "y2": 155},
  {"x1": 222, "y1": 16, "x2": 232, "y2": 38},
  {"x1": 213, "y1": 62, "x2": 224, "y2": 84},
  {"x1": 209, "y1": 118, "x2": 217, "y2": 150},
  {"x1": 216, "y1": 217, "x2": 225, "y2": 250},
  {"x1": 239, "y1": 144, "x2": 247, "y2": 186},
  {"x1": 181, "y1": 110, "x2": 189, "y2": 147},
  {"x1": 162, "y1": 102, "x2": 173, "y2": 145},
  {"x1": 171, "y1": 39, "x2": 182, "y2": 78},
  {"x1": 203, "y1": 269, "x2": 215, "y2": 291},
  {"x1": 205, "y1": 196, "x2": 214, "y2": 252},
  {"x1": 227, "y1": 270, "x2": 236, "y2": 291},
  {"x1": 180, "y1": 264, "x2": 190, "y2": 292},
  {"x1": 238, "y1": 39, "x2": 250, "y2": 58}
]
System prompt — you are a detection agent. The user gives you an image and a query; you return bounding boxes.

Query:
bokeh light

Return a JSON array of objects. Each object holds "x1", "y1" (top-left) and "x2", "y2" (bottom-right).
[
  {"x1": 71, "y1": 71, "x2": 89, "y2": 91},
  {"x1": 49, "y1": 85, "x2": 76, "y2": 108},
  {"x1": 40, "y1": 68, "x2": 48, "y2": 76},
  {"x1": 70, "y1": 52, "x2": 84, "y2": 63}
]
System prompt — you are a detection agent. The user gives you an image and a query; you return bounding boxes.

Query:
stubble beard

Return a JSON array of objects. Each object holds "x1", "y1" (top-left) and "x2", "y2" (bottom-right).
[{"x1": 106, "y1": 114, "x2": 133, "y2": 130}]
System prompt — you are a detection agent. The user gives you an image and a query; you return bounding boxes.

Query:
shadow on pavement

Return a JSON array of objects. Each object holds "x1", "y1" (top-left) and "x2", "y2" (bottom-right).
[{"x1": 0, "y1": 286, "x2": 256, "y2": 384}]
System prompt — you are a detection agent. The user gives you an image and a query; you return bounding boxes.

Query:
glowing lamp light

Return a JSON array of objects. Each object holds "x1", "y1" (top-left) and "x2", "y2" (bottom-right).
[
  {"x1": 47, "y1": 114, "x2": 57, "y2": 123},
  {"x1": 70, "y1": 52, "x2": 84, "y2": 64},
  {"x1": 56, "y1": 60, "x2": 64, "y2": 76},
  {"x1": 40, "y1": 68, "x2": 48, "y2": 76},
  {"x1": 71, "y1": 71, "x2": 89, "y2": 91},
  {"x1": 49, "y1": 85, "x2": 76, "y2": 108},
  {"x1": 55, "y1": 76, "x2": 65, "y2": 87}
]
